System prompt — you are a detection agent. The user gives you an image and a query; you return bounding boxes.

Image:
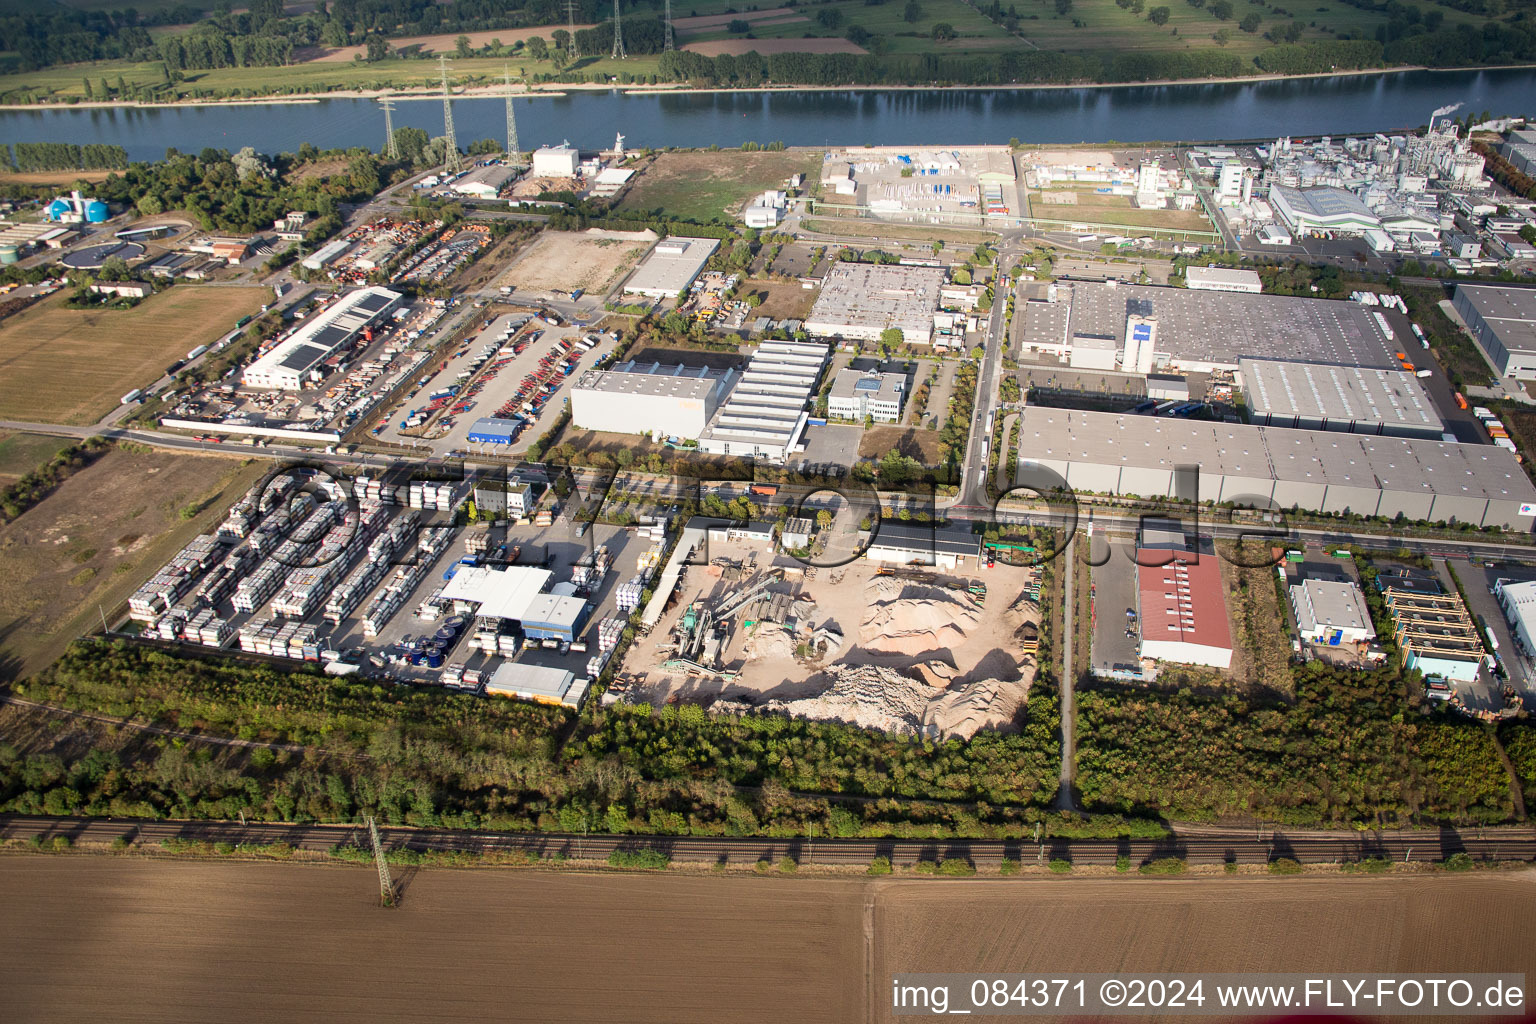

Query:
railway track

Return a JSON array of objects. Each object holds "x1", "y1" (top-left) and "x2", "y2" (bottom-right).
[{"x1": 6, "y1": 815, "x2": 1534, "y2": 869}]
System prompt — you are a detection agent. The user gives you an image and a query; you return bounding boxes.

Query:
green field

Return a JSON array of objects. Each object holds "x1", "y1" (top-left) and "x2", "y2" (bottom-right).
[
  {"x1": 0, "y1": 432, "x2": 71, "y2": 486},
  {"x1": 617, "y1": 149, "x2": 822, "y2": 222}
]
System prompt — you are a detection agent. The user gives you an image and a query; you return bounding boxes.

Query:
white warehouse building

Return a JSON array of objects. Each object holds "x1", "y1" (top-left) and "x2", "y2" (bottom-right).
[
  {"x1": 1184, "y1": 266, "x2": 1262, "y2": 294},
  {"x1": 697, "y1": 340, "x2": 829, "y2": 462},
  {"x1": 570, "y1": 360, "x2": 739, "y2": 440},
  {"x1": 1290, "y1": 578, "x2": 1376, "y2": 646},
  {"x1": 241, "y1": 286, "x2": 401, "y2": 390}
]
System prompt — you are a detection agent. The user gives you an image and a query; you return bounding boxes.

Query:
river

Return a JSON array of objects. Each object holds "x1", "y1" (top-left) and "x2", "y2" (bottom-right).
[{"x1": 2, "y1": 68, "x2": 1534, "y2": 159}]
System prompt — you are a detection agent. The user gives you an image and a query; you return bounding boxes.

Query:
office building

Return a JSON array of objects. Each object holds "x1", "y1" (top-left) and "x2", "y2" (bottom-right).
[{"x1": 827, "y1": 368, "x2": 905, "y2": 423}]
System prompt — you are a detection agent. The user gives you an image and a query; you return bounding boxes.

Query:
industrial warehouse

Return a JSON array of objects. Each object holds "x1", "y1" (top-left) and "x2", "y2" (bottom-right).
[
  {"x1": 1017, "y1": 407, "x2": 1536, "y2": 528},
  {"x1": 570, "y1": 360, "x2": 739, "y2": 440},
  {"x1": 1016, "y1": 280, "x2": 1400, "y2": 371},
  {"x1": 804, "y1": 263, "x2": 947, "y2": 346},
  {"x1": 696, "y1": 340, "x2": 829, "y2": 462},
  {"x1": 242, "y1": 286, "x2": 402, "y2": 390},
  {"x1": 1238, "y1": 358, "x2": 1445, "y2": 438},
  {"x1": 1453, "y1": 283, "x2": 1536, "y2": 379}
]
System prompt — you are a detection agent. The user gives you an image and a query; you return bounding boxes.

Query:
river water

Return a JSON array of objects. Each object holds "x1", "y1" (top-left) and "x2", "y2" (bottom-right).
[{"x1": 1, "y1": 67, "x2": 1533, "y2": 159}]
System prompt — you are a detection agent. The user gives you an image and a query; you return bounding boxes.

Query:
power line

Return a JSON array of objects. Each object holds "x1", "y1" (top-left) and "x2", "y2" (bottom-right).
[
  {"x1": 611, "y1": 0, "x2": 626, "y2": 60},
  {"x1": 437, "y1": 54, "x2": 464, "y2": 174},
  {"x1": 504, "y1": 66, "x2": 520, "y2": 161},
  {"x1": 566, "y1": 0, "x2": 580, "y2": 58},
  {"x1": 379, "y1": 94, "x2": 399, "y2": 162},
  {"x1": 664, "y1": 0, "x2": 675, "y2": 51}
]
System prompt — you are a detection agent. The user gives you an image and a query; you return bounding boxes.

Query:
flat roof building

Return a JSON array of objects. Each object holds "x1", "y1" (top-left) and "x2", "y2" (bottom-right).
[
  {"x1": 804, "y1": 263, "x2": 945, "y2": 346},
  {"x1": 1495, "y1": 578, "x2": 1536, "y2": 656},
  {"x1": 486, "y1": 662, "x2": 588, "y2": 708},
  {"x1": 450, "y1": 164, "x2": 517, "y2": 199},
  {"x1": 622, "y1": 237, "x2": 720, "y2": 299},
  {"x1": 1290, "y1": 578, "x2": 1375, "y2": 646},
  {"x1": 1136, "y1": 543, "x2": 1232, "y2": 669},
  {"x1": 241, "y1": 286, "x2": 400, "y2": 390},
  {"x1": 440, "y1": 564, "x2": 554, "y2": 621},
  {"x1": 531, "y1": 144, "x2": 579, "y2": 179},
  {"x1": 571, "y1": 360, "x2": 738, "y2": 440},
  {"x1": 1018, "y1": 407, "x2": 1536, "y2": 529},
  {"x1": 865, "y1": 521, "x2": 981, "y2": 570},
  {"x1": 1453, "y1": 284, "x2": 1536, "y2": 380},
  {"x1": 1184, "y1": 266, "x2": 1263, "y2": 293},
  {"x1": 1240, "y1": 358, "x2": 1445, "y2": 439},
  {"x1": 827, "y1": 368, "x2": 905, "y2": 423},
  {"x1": 1027, "y1": 281, "x2": 1399, "y2": 373},
  {"x1": 697, "y1": 340, "x2": 829, "y2": 463}
]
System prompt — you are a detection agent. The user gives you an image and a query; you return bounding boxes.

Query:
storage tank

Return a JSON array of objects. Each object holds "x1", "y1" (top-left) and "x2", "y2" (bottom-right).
[
  {"x1": 45, "y1": 197, "x2": 72, "y2": 221},
  {"x1": 425, "y1": 652, "x2": 444, "y2": 668},
  {"x1": 84, "y1": 200, "x2": 109, "y2": 223},
  {"x1": 0, "y1": 243, "x2": 18, "y2": 265}
]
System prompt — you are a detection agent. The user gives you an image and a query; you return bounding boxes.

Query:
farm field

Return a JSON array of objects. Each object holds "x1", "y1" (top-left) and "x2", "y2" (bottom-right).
[
  {"x1": 2, "y1": 859, "x2": 1531, "y2": 1024},
  {"x1": 617, "y1": 150, "x2": 821, "y2": 223},
  {"x1": 297, "y1": 26, "x2": 598, "y2": 62},
  {"x1": 0, "y1": 859, "x2": 866, "y2": 1024},
  {"x1": 0, "y1": 448, "x2": 263, "y2": 680},
  {"x1": 0, "y1": 432, "x2": 70, "y2": 486},
  {"x1": 873, "y1": 874, "x2": 1536, "y2": 1023},
  {"x1": 497, "y1": 229, "x2": 654, "y2": 297},
  {"x1": 0, "y1": 286, "x2": 267, "y2": 426}
]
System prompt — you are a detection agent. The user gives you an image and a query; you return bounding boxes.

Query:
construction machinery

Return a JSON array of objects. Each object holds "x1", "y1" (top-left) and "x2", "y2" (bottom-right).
[{"x1": 874, "y1": 565, "x2": 987, "y2": 604}]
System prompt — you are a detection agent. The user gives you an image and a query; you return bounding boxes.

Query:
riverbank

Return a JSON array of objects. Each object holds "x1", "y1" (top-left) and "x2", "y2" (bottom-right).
[{"x1": 6, "y1": 61, "x2": 1535, "y2": 112}]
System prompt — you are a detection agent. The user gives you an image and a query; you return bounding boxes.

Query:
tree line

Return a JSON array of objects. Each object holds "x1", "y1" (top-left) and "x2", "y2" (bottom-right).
[{"x1": 6, "y1": 143, "x2": 129, "y2": 173}]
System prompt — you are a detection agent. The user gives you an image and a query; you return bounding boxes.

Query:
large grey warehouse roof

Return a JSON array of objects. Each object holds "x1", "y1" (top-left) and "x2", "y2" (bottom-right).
[
  {"x1": 574, "y1": 360, "x2": 735, "y2": 400},
  {"x1": 1240, "y1": 358, "x2": 1444, "y2": 436},
  {"x1": 1455, "y1": 284, "x2": 1536, "y2": 356},
  {"x1": 1059, "y1": 281, "x2": 1398, "y2": 370},
  {"x1": 697, "y1": 340, "x2": 829, "y2": 457},
  {"x1": 1018, "y1": 407, "x2": 1536, "y2": 529}
]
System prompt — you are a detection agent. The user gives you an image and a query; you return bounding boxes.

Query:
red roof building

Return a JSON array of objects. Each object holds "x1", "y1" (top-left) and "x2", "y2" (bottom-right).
[{"x1": 1135, "y1": 548, "x2": 1233, "y2": 669}]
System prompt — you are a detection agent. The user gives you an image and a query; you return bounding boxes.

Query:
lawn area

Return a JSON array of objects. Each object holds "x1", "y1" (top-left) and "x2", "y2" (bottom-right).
[
  {"x1": 617, "y1": 149, "x2": 822, "y2": 223},
  {"x1": 0, "y1": 432, "x2": 71, "y2": 486},
  {"x1": 0, "y1": 447, "x2": 264, "y2": 681},
  {"x1": 1034, "y1": 189, "x2": 1214, "y2": 231},
  {"x1": 0, "y1": 286, "x2": 267, "y2": 426}
]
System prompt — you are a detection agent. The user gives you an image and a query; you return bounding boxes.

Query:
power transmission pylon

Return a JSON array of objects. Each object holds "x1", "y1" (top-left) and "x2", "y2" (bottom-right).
[
  {"x1": 566, "y1": 0, "x2": 581, "y2": 58},
  {"x1": 379, "y1": 95, "x2": 400, "y2": 162},
  {"x1": 611, "y1": 0, "x2": 627, "y2": 59},
  {"x1": 503, "y1": 67, "x2": 520, "y2": 162},
  {"x1": 437, "y1": 54, "x2": 464, "y2": 174},
  {"x1": 664, "y1": 0, "x2": 675, "y2": 51},
  {"x1": 367, "y1": 816, "x2": 396, "y2": 908}
]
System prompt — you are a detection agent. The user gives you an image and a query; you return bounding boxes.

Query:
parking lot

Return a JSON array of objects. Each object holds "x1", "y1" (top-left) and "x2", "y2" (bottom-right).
[
  {"x1": 1459, "y1": 558, "x2": 1536, "y2": 699},
  {"x1": 1089, "y1": 541, "x2": 1144, "y2": 680},
  {"x1": 372, "y1": 312, "x2": 619, "y2": 458}
]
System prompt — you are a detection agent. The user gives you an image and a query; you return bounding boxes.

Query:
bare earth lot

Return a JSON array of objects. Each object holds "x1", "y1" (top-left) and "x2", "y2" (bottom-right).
[
  {"x1": 0, "y1": 286, "x2": 268, "y2": 425},
  {"x1": 618, "y1": 150, "x2": 821, "y2": 223},
  {"x1": 3, "y1": 859, "x2": 1531, "y2": 1024},
  {"x1": 0, "y1": 448, "x2": 263, "y2": 680},
  {"x1": 496, "y1": 229, "x2": 654, "y2": 299},
  {"x1": 0, "y1": 859, "x2": 865, "y2": 1024},
  {"x1": 874, "y1": 874, "x2": 1536, "y2": 1023}
]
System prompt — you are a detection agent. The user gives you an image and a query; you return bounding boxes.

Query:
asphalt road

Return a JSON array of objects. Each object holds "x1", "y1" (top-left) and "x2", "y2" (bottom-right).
[
  {"x1": 954, "y1": 253, "x2": 1014, "y2": 510},
  {"x1": 5, "y1": 814, "x2": 1533, "y2": 868}
]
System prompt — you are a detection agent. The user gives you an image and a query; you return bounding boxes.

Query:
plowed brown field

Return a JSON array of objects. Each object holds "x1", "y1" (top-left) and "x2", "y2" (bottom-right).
[{"x1": 3, "y1": 859, "x2": 1533, "y2": 1023}]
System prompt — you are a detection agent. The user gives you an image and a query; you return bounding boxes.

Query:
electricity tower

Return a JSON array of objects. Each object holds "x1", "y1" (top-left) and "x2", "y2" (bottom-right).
[
  {"x1": 611, "y1": 0, "x2": 626, "y2": 60},
  {"x1": 437, "y1": 54, "x2": 464, "y2": 174},
  {"x1": 503, "y1": 67, "x2": 521, "y2": 162},
  {"x1": 664, "y1": 0, "x2": 675, "y2": 51},
  {"x1": 566, "y1": 0, "x2": 581, "y2": 58},
  {"x1": 367, "y1": 816, "x2": 396, "y2": 908},
  {"x1": 379, "y1": 94, "x2": 399, "y2": 161}
]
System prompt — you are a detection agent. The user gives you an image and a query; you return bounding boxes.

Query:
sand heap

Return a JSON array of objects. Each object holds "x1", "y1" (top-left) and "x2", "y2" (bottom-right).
[
  {"x1": 858, "y1": 578, "x2": 980, "y2": 657},
  {"x1": 922, "y1": 673, "x2": 1030, "y2": 739},
  {"x1": 713, "y1": 660, "x2": 1032, "y2": 740},
  {"x1": 742, "y1": 622, "x2": 797, "y2": 661}
]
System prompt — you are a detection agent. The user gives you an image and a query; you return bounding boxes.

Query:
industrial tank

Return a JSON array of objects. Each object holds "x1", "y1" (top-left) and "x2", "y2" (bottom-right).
[{"x1": 0, "y1": 243, "x2": 18, "y2": 265}]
